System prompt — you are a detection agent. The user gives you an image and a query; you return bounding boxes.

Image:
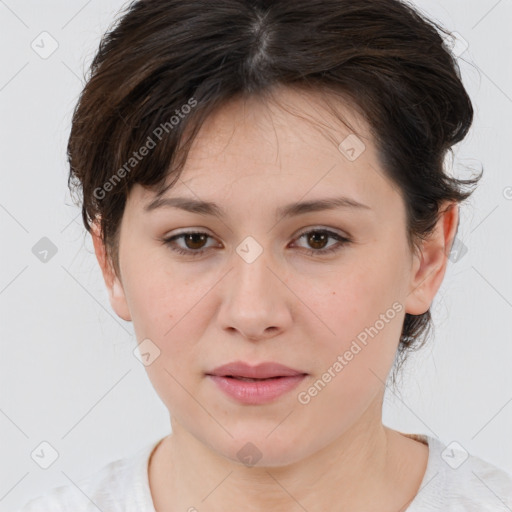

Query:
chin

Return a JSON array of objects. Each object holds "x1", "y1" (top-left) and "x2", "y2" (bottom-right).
[{"x1": 217, "y1": 433, "x2": 313, "y2": 469}]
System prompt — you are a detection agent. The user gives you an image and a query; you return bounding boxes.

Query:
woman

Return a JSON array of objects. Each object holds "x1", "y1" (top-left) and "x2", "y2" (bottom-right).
[{"x1": 19, "y1": 0, "x2": 512, "y2": 510}]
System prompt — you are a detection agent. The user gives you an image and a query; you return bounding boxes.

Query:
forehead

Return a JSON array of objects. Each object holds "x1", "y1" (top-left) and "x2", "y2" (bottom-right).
[
  {"x1": 187, "y1": 86, "x2": 371, "y2": 167},
  {"x1": 130, "y1": 86, "x2": 399, "y2": 215}
]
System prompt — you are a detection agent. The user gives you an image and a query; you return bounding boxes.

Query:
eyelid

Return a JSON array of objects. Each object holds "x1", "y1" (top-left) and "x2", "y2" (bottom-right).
[
  {"x1": 163, "y1": 229, "x2": 222, "y2": 248},
  {"x1": 293, "y1": 225, "x2": 350, "y2": 240},
  {"x1": 161, "y1": 225, "x2": 352, "y2": 257},
  {"x1": 163, "y1": 226, "x2": 349, "y2": 244},
  {"x1": 290, "y1": 227, "x2": 352, "y2": 253}
]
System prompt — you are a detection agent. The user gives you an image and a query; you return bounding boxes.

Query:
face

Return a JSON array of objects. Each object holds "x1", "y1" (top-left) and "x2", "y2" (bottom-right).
[{"x1": 94, "y1": 86, "x2": 453, "y2": 466}]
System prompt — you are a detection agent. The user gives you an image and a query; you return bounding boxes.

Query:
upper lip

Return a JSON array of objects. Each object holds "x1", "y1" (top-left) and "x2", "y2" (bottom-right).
[{"x1": 207, "y1": 361, "x2": 307, "y2": 379}]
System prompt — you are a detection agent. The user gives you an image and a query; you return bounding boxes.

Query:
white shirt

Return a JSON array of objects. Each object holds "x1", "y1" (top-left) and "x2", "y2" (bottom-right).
[{"x1": 18, "y1": 433, "x2": 512, "y2": 511}]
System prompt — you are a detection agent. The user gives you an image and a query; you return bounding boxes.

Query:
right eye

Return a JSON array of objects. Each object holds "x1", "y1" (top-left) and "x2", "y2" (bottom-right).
[{"x1": 162, "y1": 231, "x2": 220, "y2": 256}]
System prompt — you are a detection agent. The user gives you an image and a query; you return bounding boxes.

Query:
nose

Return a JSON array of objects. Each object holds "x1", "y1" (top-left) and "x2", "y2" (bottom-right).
[{"x1": 216, "y1": 247, "x2": 293, "y2": 342}]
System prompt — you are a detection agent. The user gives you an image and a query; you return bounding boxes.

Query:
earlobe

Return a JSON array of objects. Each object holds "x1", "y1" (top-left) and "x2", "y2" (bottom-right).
[
  {"x1": 107, "y1": 278, "x2": 132, "y2": 322},
  {"x1": 404, "y1": 202, "x2": 459, "y2": 315},
  {"x1": 91, "y1": 221, "x2": 132, "y2": 322}
]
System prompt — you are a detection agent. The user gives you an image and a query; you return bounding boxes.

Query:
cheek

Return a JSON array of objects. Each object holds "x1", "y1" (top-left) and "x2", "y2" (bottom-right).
[
  {"x1": 121, "y1": 247, "x2": 220, "y2": 377},
  {"x1": 297, "y1": 249, "x2": 407, "y2": 389},
  {"x1": 308, "y1": 252, "x2": 405, "y2": 335},
  {"x1": 120, "y1": 251, "x2": 210, "y2": 412},
  {"x1": 121, "y1": 243, "x2": 197, "y2": 335},
  {"x1": 295, "y1": 267, "x2": 405, "y2": 427},
  {"x1": 122, "y1": 272, "x2": 172, "y2": 340}
]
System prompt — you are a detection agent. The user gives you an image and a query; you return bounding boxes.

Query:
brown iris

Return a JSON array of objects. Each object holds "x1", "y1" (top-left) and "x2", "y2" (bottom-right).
[
  {"x1": 183, "y1": 233, "x2": 208, "y2": 250},
  {"x1": 306, "y1": 231, "x2": 329, "y2": 250}
]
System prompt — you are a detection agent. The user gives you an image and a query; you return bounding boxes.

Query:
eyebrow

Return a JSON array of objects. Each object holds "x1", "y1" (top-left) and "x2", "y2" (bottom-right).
[{"x1": 144, "y1": 195, "x2": 371, "y2": 219}]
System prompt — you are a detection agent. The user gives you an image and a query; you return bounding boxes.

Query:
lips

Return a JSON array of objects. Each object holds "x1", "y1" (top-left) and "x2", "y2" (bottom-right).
[
  {"x1": 206, "y1": 361, "x2": 308, "y2": 405},
  {"x1": 207, "y1": 361, "x2": 307, "y2": 380}
]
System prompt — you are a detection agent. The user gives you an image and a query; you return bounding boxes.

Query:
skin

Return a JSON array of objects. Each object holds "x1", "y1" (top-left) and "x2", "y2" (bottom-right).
[{"x1": 92, "y1": 86, "x2": 458, "y2": 511}]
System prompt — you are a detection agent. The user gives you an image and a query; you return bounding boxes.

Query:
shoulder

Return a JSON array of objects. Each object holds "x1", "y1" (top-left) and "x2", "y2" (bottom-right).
[
  {"x1": 407, "y1": 434, "x2": 512, "y2": 512},
  {"x1": 17, "y1": 440, "x2": 160, "y2": 512}
]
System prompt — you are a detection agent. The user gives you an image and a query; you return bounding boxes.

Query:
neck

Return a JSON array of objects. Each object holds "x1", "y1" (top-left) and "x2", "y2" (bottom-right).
[{"x1": 148, "y1": 400, "x2": 422, "y2": 511}]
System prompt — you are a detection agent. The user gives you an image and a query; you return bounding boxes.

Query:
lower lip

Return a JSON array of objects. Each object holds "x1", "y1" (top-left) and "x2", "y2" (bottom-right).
[{"x1": 207, "y1": 374, "x2": 307, "y2": 405}]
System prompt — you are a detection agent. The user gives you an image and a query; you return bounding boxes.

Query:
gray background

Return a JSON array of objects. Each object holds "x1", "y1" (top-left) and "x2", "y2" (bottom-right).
[{"x1": 1, "y1": 0, "x2": 511, "y2": 509}]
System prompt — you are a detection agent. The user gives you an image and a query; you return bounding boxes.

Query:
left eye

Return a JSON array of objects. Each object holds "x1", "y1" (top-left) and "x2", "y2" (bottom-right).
[
  {"x1": 162, "y1": 229, "x2": 351, "y2": 257},
  {"x1": 293, "y1": 229, "x2": 351, "y2": 255}
]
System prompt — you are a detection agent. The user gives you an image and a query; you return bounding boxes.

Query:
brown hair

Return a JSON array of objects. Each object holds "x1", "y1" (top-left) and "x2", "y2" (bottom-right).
[{"x1": 67, "y1": 0, "x2": 480, "y2": 376}]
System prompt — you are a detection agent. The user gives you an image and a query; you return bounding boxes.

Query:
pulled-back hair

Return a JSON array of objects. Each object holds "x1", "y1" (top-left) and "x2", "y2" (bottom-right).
[{"x1": 67, "y1": 0, "x2": 480, "y2": 375}]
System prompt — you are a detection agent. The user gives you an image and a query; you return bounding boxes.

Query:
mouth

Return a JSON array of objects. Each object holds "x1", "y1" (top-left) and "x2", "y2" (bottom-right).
[
  {"x1": 206, "y1": 361, "x2": 308, "y2": 404},
  {"x1": 223, "y1": 376, "x2": 289, "y2": 382},
  {"x1": 206, "y1": 360, "x2": 307, "y2": 380}
]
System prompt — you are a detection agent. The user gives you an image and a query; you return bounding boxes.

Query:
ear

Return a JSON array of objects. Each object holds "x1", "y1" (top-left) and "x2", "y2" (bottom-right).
[
  {"x1": 91, "y1": 221, "x2": 132, "y2": 322},
  {"x1": 405, "y1": 202, "x2": 459, "y2": 315}
]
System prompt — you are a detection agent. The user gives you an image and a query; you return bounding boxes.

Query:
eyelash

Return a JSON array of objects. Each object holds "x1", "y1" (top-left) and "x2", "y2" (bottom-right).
[{"x1": 161, "y1": 228, "x2": 352, "y2": 258}]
